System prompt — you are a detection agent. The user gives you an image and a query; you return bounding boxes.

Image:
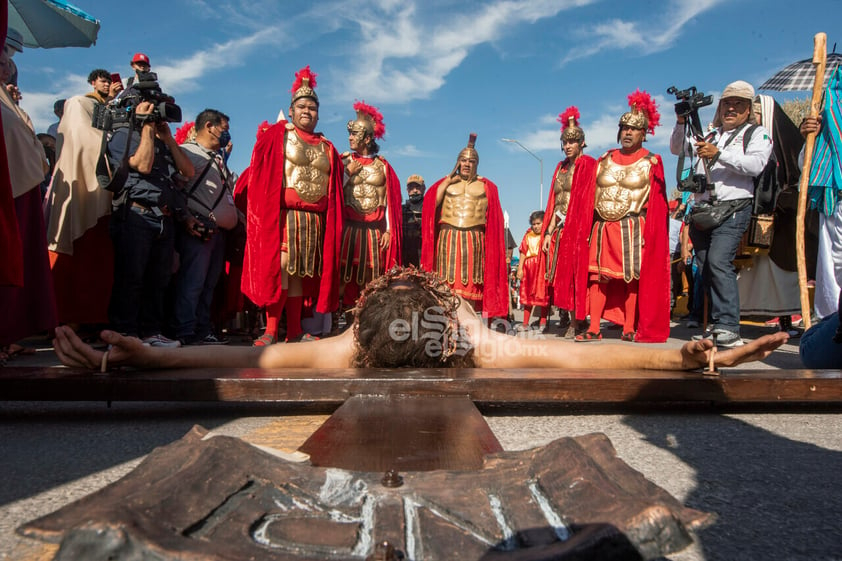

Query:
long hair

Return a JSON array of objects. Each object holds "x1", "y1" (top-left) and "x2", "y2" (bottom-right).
[{"x1": 351, "y1": 267, "x2": 476, "y2": 368}]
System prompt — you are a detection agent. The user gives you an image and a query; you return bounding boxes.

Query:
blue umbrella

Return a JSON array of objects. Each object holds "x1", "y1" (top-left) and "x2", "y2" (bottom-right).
[{"x1": 8, "y1": 0, "x2": 100, "y2": 49}]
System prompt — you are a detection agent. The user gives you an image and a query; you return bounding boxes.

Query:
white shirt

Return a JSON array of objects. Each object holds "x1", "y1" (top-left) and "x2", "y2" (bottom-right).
[{"x1": 670, "y1": 122, "x2": 773, "y2": 202}]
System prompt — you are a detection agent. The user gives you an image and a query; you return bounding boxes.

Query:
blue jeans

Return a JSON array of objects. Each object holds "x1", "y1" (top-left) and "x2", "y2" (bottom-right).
[
  {"x1": 171, "y1": 227, "x2": 226, "y2": 340},
  {"x1": 109, "y1": 205, "x2": 174, "y2": 337},
  {"x1": 689, "y1": 203, "x2": 752, "y2": 334},
  {"x1": 800, "y1": 313, "x2": 842, "y2": 368}
]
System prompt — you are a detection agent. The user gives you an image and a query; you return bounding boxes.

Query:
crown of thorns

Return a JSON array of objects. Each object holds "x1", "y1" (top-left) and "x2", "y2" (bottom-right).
[{"x1": 352, "y1": 266, "x2": 462, "y2": 363}]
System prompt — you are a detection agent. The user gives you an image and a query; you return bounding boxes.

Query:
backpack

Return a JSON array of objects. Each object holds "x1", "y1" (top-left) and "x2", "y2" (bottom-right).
[{"x1": 742, "y1": 124, "x2": 781, "y2": 216}]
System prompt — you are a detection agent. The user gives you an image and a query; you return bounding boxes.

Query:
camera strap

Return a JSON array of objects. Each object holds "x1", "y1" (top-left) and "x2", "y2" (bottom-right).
[{"x1": 95, "y1": 120, "x2": 134, "y2": 194}]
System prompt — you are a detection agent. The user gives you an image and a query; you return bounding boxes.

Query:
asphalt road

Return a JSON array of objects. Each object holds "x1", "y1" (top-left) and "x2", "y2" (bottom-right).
[{"x1": 2, "y1": 318, "x2": 839, "y2": 560}]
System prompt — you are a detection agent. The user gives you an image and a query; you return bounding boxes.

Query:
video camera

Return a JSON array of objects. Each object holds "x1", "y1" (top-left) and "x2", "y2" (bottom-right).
[
  {"x1": 92, "y1": 71, "x2": 182, "y2": 131},
  {"x1": 668, "y1": 85, "x2": 714, "y2": 194}
]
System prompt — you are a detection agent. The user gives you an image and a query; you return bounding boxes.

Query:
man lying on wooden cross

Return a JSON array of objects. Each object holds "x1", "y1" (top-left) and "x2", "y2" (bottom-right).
[{"x1": 54, "y1": 267, "x2": 787, "y2": 372}]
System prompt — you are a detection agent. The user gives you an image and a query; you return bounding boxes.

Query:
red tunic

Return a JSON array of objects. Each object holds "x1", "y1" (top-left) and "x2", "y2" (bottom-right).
[
  {"x1": 339, "y1": 153, "x2": 403, "y2": 273},
  {"x1": 590, "y1": 148, "x2": 670, "y2": 343},
  {"x1": 518, "y1": 229, "x2": 548, "y2": 307},
  {"x1": 420, "y1": 176, "x2": 508, "y2": 318},
  {"x1": 538, "y1": 155, "x2": 598, "y2": 318},
  {"x1": 241, "y1": 121, "x2": 344, "y2": 314}
]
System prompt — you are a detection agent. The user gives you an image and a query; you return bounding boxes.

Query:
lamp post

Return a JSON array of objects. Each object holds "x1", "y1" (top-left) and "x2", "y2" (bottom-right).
[{"x1": 501, "y1": 138, "x2": 543, "y2": 208}]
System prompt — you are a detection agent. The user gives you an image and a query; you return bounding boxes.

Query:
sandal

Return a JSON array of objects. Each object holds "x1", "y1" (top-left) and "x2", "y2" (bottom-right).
[
  {"x1": 252, "y1": 334, "x2": 276, "y2": 347},
  {"x1": 574, "y1": 331, "x2": 602, "y2": 342},
  {"x1": 621, "y1": 331, "x2": 636, "y2": 342}
]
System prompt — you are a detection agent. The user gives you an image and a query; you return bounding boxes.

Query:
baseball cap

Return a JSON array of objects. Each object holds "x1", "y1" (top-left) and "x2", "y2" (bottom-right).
[
  {"x1": 406, "y1": 174, "x2": 425, "y2": 186},
  {"x1": 5, "y1": 28, "x2": 24, "y2": 53},
  {"x1": 131, "y1": 52, "x2": 150, "y2": 65}
]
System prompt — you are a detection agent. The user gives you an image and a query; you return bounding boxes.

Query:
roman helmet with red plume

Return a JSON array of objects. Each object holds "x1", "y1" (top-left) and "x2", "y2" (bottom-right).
[
  {"x1": 619, "y1": 89, "x2": 660, "y2": 137},
  {"x1": 175, "y1": 121, "x2": 196, "y2": 145},
  {"x1": 558, "y1": 106, "x2": 585, "y2": 145},
  {"x1": 290, "y1": 65, "x2": 318, "y2": 105},
  {"x1": 349, "y1": 100, "x2": 385, "y2": 139}
]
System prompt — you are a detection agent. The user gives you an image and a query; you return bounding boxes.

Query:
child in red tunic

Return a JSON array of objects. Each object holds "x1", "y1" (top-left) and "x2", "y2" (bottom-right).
[{"x1": 517, "y1": 211, "x2": 550, "y2": 329}]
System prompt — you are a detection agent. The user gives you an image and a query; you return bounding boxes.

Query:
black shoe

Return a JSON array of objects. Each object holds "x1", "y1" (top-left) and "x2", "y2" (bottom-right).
[{"x1": 198, "y1": 333, "x2": 229, "y2": 345}]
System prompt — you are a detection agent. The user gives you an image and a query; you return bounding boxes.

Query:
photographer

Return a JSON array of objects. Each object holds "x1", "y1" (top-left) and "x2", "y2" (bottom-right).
[
  {"x1": 107, "y1": 100, "x2": 194, "y2": 347},
  {"x1": 170, "y1": 109, "x2": 237, "y2": 345},
  {"x1": 669, "y1": 80, "x2": 772, "y2": 348}
]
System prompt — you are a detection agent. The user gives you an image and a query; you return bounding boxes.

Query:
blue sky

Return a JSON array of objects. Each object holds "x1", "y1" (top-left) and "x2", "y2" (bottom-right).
[{"x1": 12, "y1": 0, "x2": 837, "y2": 240}]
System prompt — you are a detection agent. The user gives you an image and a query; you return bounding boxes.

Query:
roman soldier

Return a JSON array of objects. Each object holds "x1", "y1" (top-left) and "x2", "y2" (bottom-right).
[
  {"x1": 576, "y1": 90, "x2": 670, "y2": 343},
  {"x1": 539, "y1": 106, "x2": 599, "y2": 338},
  {"x1": 421, "y1": 134, "x2": 507, "y2": 319},
  {"x1": 242, "y1": 66, "x2": 344, "y2": 345},
  {"x1": 339, "y1": 101, "x2": 402, "y2": 306}
]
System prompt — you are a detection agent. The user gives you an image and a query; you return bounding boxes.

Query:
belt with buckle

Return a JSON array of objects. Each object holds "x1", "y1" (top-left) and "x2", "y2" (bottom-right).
[{"x1": 130, "y1": 201, "x2": 171, "y2": 217}]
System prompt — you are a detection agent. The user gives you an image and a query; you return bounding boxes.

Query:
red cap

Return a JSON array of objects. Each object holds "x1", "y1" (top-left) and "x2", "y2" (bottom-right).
[{"x1": 131, "y1": 53, "x2": 150, "y2": 65}]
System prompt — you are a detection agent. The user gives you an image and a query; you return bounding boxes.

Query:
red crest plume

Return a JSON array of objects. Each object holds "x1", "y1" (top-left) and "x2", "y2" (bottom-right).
[
  {"x1": 175, "y1": 121, "x2": 195, "y2": 145},
  {"x1": 256, "y1": 120, "x2": 271, "y2": 140},
  {"x1": 291, "y1": 65, "x2": 317, "y2": 93},
  {"x1": 354, "y1": 100, "x2": 386, "y2": 139},
  {"x1": 557, "y1": 106, "x2": 580, "y2": 131},
  {"x1": 627, "y1": 89, "x2": 660, "y2": 135}
]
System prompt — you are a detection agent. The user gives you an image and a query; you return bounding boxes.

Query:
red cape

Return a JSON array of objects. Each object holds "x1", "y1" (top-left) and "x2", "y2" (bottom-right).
[
  {"x1": 0, "y1": 5, "x2": 23, "y2": 287},
  {"x1": 382, "y1": 157, "x2": 404, "y2": 269},
  {"x1": 241, "y1": 121, "x2": 344, "y2": 313},
  {"x1": 597, "y1": 149, "x2": 670, "y2": 343},
  {"x1": 341, "y1": 153, "x2": 403, "y2": 270},
  {"x1": 420, "y1": 175, "x2": 508, "y2": 318},
  {"x1": 538, "y1": 155, "x2": 598, "y2": 317}
]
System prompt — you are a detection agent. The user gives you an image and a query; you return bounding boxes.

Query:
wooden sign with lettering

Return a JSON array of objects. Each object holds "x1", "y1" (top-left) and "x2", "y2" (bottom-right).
[{"x1": 20, "y1": 426, "x2": 711, "y2": 560}]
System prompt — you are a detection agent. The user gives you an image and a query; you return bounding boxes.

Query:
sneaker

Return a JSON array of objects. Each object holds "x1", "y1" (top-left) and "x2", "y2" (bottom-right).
[
  {"x1": 685, "y1": 319, "x2": 701, "y2": 328},
  {"x1": 142, "y1": 334, "x2": 182, "y2": 348},
  {"x1": 198, "y1": 333, "x2": 229, "y2": 345},
  {"x1": 693, "y1": 330, "x2": 744, "y2": 348}
]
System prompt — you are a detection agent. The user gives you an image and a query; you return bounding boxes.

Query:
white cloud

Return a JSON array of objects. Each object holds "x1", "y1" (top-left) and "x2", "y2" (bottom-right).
[
  {"x1": 331, "y1": 0, "x2": 600, "y2": 105},
  {"x1": 155, "y1": 28, "x2": 282, "y2": 94},
  {"x1": 561, "y1": 0, "x2": 725, "y2": 65},
  {"x1": 393, "y1": 144, "x2": 430, "y2": 157}
]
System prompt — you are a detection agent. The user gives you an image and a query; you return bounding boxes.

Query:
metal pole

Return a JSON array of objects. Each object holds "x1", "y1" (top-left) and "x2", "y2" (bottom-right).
[{"x1": 501, "y1": 138, "x2": 543, "y2": 208}]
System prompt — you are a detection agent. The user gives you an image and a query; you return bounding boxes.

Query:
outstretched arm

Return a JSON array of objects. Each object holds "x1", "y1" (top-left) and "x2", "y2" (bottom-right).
[
  {"x1": 457, "y1": 302, "x2": 788, "y2": 370},
  {"x1": 53, "y1": 326, "x2": 356, "y2": 371}
]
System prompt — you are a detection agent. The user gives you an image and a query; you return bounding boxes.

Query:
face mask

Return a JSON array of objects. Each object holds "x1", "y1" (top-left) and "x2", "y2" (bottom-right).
[
  {"x1": 217, "y1": 130, "x2": 231, "y2": 147},
  {"x1": 409, "y1": 193, "x2": 423, "y2": 204}
]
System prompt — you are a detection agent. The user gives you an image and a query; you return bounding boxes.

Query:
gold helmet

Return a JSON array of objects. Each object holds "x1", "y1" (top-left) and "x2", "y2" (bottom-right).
[
  {"x1": 347, "y1": 100, "x2": 385, "y2": 138},
  {"x1": 290, "y1": 65, "x2": 318, "y2": 106},
  {"x1": 558, "y1": 106, "x2": 585, "y2": 145},
  {"x1": 458, "y1": 132, "x2": 479, "y2": 164},
  {"x1": 618, "y1": 89, "x2": 660, "y2": 141}
]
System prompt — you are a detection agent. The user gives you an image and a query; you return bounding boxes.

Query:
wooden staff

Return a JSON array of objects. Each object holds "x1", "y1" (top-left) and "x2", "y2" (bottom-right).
[{"x1": 796, "y1": 32, "x2": 827, "y2": 332}]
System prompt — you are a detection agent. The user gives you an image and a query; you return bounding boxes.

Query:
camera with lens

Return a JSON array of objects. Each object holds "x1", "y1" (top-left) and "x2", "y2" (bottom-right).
[
  {"x1": 668, "y1": 86, "x2": 713, "y2": 122},
  {"x1": 92, "y1": 71, "x2": 182, "y2": 131},
  {"x1": 668, "y1": 86, "x2": 714, "y2": 194},
  {"x1": 678, "y1": 173, "x2": 708, "y2": 194}
]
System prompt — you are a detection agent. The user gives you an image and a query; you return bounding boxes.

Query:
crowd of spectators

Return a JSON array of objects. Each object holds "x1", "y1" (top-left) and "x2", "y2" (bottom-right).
[{"x1": 0, "y1": 31, "x2": 839, "y2": 366}]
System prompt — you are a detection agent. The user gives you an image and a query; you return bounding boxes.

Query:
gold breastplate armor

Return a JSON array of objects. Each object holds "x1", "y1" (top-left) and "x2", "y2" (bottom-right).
[
  {"x1": 524, "y1": 231, "x2": 542, "y2": 259},
  {"x1": 342, "y1": 155, "x2": 387, "y2": 215},
  {"x1": 284, "y1": 127, "x2": 330, "y2": 203},
  {"x1": 594, "y1": 155, "x2": 652, "y2": 221},
  {"x1": 440, "y1": 178, "x2": 488, "y2": 229},
  {"x1": 553, "y1": 162, "x2": 575, "y2": 216}
]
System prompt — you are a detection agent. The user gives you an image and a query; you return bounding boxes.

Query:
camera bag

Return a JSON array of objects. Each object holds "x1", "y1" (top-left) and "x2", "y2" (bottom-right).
[
  {"x1": 741, "y1": 125, "x2": 781, "y2": 248},
  {"x1": 689, "y1": 198, "x2": 751, "y2": 231},
  {"x1": 185, "y1": 156, "x2": 226, "y2": 242}
]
